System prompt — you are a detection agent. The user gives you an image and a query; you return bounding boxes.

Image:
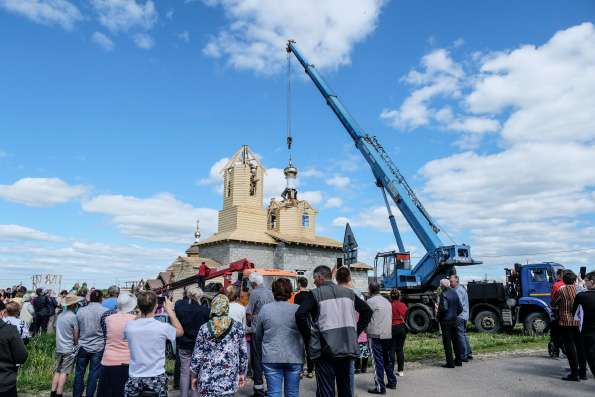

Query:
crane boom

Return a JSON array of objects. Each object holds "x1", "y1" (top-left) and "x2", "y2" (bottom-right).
[{"x1": 287, "y1": 40, "x2": 479, "y2": 290}]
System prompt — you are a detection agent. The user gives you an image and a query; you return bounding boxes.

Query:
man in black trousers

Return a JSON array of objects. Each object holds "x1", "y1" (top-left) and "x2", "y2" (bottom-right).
[
  {"x1": 295, "y1": 265, "x2": 372, "y2": 397},
  {"x1": 573, "y1": 271, "x2": 595, "y2": 379},
  {"x1": 437, "y1": 278, "x2": 463, "y2": 368}
]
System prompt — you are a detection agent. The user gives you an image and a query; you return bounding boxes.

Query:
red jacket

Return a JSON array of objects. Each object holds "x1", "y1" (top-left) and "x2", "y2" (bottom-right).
[
  {"x1": 391, "y1": 300, "x2": 408, "y2": 326},
  {"x1": 551, "y1": 280, "x2": 564, "y2": 299},
  {"x1": 198, "y1": 263, "x2": 209, "y2": 277}
]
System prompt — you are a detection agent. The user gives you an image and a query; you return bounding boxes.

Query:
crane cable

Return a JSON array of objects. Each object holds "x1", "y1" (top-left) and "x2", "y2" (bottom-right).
[{"x1": 286, "y1": 51, "x2": 293, "y2": 160}]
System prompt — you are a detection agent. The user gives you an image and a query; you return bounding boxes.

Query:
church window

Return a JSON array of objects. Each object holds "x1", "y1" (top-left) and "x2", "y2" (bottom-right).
[
  {"x1": 269, "y1": 213, "x2": 277, "y2": 229},
  {"x1": 226, "y1": 170, "x2": 232, "y2": 197},
  {"x1": 249, "y1": 165, "x2": 258, "y2": 196},
  {"x1": 302, "y1": 213, "x2": 310, "y2": 227}
]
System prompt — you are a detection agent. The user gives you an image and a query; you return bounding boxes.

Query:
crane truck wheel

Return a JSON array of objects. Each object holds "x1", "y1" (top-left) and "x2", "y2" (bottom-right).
[
  {"x1": 407, "y1": 307, "x2": 431, "y2": 333},
  {"x1": 473, "y1": 310, "x2": 501, "y2": 333},
  {"x1": 524, "y1": 312, "x2": 549, "y2": 335}
]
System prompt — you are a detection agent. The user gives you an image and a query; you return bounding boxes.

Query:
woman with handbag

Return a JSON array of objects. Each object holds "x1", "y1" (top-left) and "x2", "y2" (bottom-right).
[{"x1": 390, "y1": 289, "x2": 408, "y2": 377}]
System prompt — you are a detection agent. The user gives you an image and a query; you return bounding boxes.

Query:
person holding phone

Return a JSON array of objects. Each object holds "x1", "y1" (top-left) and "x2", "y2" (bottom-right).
[{"x1": 123, "y1": 292, "x2": 183, "y2": 397}]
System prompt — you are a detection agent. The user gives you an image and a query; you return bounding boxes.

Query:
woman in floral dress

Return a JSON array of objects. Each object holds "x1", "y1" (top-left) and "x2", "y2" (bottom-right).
[{"x1": 191, "y1": 294, "x2": 248, "y2": 397}]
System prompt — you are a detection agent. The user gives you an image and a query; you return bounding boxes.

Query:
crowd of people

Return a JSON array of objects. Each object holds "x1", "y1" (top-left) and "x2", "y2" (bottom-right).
[
  {"x1": 550, "y1": 269, "x2": 595, "y2": 382},
  {"x1": 0, "y1": 266, "x2": 593, "y2": 397}
]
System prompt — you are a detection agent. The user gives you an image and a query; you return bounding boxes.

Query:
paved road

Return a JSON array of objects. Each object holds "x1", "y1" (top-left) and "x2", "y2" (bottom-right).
[{"x1": 233, "y1": 353, "x2": 593, "y2": 397}]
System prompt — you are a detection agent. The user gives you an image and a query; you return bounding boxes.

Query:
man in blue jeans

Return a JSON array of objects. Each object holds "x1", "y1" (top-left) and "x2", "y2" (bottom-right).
[
  {"x1": 73, "y1": 290, "x2": 107, "y2": 397},
  {"x1": 255, "y1": 278, "x2": 303, "y2": 397},
  {"x1": 450, "y1": 275, "x2": 473, "y2": 362}
]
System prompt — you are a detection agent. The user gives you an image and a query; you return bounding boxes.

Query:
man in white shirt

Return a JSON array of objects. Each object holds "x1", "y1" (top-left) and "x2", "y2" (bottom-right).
[{"x1": 124, "y1": 291, "x2": 183, "y2": 397}]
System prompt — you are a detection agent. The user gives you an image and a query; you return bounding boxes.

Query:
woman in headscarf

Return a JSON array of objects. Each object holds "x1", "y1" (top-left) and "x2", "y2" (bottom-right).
[{"x1": 190, "y1": 294, "x2": 248, "y2": 397}]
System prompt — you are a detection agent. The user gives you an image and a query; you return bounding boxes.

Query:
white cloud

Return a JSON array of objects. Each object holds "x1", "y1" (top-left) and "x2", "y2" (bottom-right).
[
  {"x1": 326, "y1": 175, "x2": 351, "y2": 189},
  {"x1": 332, "y1": 205, "x2": 411, "y2": 233},
  {"x1": 0, "y1": 0, "x2": 82, "y2": 30},
  {"x1": 165, "y1": 8, "x2": 173, "y2": 20},
  {"x1": 91, "y1": 31, "x2": 115, "y2": 51},
  {"x1": 90, "y1": 0, "x2": 158, "y2": 33},
  {"x1": 0, "y1": 178, "x2": 88, "y2": 207},
  {"x1": 133, "y1": 32, "x2": 154, "y2": 49},
  {"x1": 0, "y1": 150, "x2": 7, "y2": 158},
  {"x1": 178, "y1": 31, "x2": 190, "y2": 43},
  {"x1": 324, "y1": 197, "x2": 343, "y2": 208},
  {"x1": 82, "y1": 193, "x2": 218, "y2": 244},
  {"x1": 380, "y1": 48, "x2": 465, "y2": 130},
  {"x1": 301, "y1": 168, "x2": 323, "y2": 178},
  {"x1": 0, "y1": 224, "x2": 63, "y2": 242},
  {"x1": 300, "y1": 191, "x2": 322, "y2": 206},
  {"x1": 411, "y1": 23, "x2": 595, "y2": 266},
  {"x1": 0, "y1": 240, "x2": 179, "y2": 288},
  {"x1": 380, "y1": 45, "x2": 500, "y2": 150},
  {"x1": 465, "y1": 22, "x2": 595, "y2": 145},
  {"x1": 263, "y1": 167, "x2": 287, "y2": 202},
  {"x1": 202, "y1": 0, "x2": 386, "y2": 73},
  {"x1": 198, "y1": 157, "x2": 229, "y2": 188}
]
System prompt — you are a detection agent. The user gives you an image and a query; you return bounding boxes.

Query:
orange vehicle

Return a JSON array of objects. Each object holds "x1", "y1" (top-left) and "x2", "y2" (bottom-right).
[
  {"x1": 238, "y1": 268, "x2": 298, "y2": 305},
  {"x1": 153, "y1": 258, "x2": 297, "y2": 305}
]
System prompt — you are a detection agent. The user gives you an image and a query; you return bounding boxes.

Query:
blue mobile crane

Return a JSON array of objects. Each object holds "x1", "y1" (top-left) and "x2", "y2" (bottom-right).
[{"x1": 287, "y1": 40, "x2": 481, "y2": 332}]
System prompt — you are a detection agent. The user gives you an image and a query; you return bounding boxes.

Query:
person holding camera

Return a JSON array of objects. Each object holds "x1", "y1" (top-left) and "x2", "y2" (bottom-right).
[{"x1": 123, "y1": 292, "x2": 183, "y2": 397}]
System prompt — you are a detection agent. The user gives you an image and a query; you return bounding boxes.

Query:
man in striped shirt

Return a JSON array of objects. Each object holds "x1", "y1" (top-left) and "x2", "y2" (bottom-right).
[{"x1": 552, "y1": 270, "x2": 587, "y2": 381}]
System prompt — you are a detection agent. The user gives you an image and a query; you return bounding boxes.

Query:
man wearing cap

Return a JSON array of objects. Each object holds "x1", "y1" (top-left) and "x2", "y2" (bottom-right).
[
  {"x1": 246, "y1": 272, "x2": 274, "y2": 397},
  {"x1": 51, "y1": 294, "x2": 82, "y2": 397},
  {"x1": 97, "y1": 292, "x2": 137, "y2": 397}
]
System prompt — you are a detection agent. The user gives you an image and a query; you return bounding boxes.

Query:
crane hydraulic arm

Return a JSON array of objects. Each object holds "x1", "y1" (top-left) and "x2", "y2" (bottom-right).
[
  {"x1": 286, "y1": 40, "x2": 480, "y2": 290},
  {"x1": 152, "y1": 258, "x2": 254, "y2": 294}
]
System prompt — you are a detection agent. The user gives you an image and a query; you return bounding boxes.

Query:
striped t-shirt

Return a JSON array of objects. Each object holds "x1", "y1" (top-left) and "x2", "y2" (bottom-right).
[{"x1": 552, "y1": 285, "x2": 579, "y2": 327}]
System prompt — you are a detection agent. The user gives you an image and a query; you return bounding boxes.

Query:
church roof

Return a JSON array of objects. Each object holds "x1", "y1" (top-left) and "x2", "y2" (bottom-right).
[
  {"x1": 185, "y1": 242, "x2": 201, "y2": 256},
  {"x1": 199, "y1": 229, "x2": 342, "y2": 250},
  {"x1": 165, "y1": 255, "x2": 220, "y2": 274},
  {"x1": 350, "y1": 262, "x2": 372, "y2": 270},
  {"x1": 266, "y1": 231, "x2": 342, "y2": 249},
  {"x1": 222, "y1": 145, "x2": 266, "y2": 174},
  {"x1": 199, "y1": 230, "x2": 277, "y2": 246}
]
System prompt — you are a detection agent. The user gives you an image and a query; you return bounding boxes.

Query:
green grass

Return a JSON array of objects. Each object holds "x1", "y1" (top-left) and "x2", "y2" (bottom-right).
[
  {"x1": 17, "y1": 329, "x2": 547, "y2": 393},
  {"x1": 404, "y1": 329, "x2": 547, "y2": 362},
  {"x1": 17, "y1": 334, "x2": 73, "y2": 392}
]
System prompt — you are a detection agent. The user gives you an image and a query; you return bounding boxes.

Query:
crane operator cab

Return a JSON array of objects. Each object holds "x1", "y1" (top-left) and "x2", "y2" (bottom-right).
[{"x1": 375, "y1": 251, "x2": 411, "y2": 289}]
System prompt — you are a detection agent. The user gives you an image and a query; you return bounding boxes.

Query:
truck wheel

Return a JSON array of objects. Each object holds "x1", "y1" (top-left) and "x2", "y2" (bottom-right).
[
  {"x1": 474, "y1": 310, "x2": 501, "y2": 333},
  {"x1": 524, "y1": 312, "x2": 549, "y2": 335},
  {"x1": 407, "y1": 307, "x2": 431, "y2": 333}
]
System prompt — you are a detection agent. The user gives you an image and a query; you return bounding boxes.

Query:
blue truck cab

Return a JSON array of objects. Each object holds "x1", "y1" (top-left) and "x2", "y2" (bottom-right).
[
  {"x1": 467, "y1": 262, "x2": 565, "y2": 334},
  {"x1": 516, "y1": 262, "x2": 565, "y2": 332}
]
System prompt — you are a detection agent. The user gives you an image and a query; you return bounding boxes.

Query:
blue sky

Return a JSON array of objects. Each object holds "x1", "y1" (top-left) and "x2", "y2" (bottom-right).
[{"x1": 1, "y1": 0, "x2": 594, "y2": 288}]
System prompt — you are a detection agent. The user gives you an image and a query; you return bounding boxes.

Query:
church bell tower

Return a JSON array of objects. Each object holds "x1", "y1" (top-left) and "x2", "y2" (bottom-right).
[{"x1": 217, "y1": 145, "x2": 267, "y2": 235}]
